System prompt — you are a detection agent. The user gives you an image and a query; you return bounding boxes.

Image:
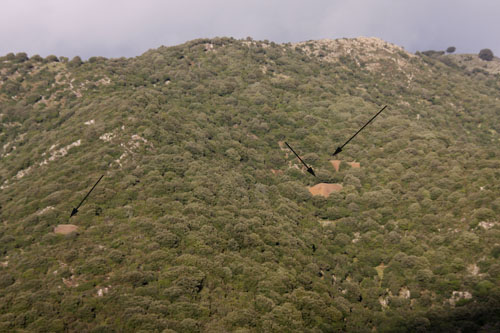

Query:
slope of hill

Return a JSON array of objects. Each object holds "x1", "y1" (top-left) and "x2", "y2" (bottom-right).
[{"x1": 1, "y1": 37, "x2": 500, "y2": 332}]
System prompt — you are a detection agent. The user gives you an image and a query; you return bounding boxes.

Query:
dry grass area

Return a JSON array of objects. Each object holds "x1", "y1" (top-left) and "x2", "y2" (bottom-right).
[
  {"x1": 308, "y1": 183, "x2": 343, "y2": 197},
  {"x1": 54, "y1": 224, "x2": 78, "y2": 235}
]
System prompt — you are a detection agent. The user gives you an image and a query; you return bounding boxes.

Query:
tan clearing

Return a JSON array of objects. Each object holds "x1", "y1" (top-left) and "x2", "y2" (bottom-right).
[
  {"x1": 54, "y1": 224, "x2": 78, "y2": 235},
  {"x1": 347, "y1": 162, "x2": 360, "y2": 168},
  {"x1": 330, "y1": 160, "x2": 341, "y2": 172},
  {"x1": 308, "y1": 183, "x2": 343, "y2": 197}
]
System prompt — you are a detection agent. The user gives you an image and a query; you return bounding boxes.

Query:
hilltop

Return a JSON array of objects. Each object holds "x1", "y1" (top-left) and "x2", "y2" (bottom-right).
[{"x1": 1, "y1": 37, "x2": 500, "y2": 332}]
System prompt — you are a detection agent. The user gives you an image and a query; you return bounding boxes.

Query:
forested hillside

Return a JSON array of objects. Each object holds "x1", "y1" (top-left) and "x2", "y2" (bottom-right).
[{"x1": 1, "y1": 37, "x2": 500, "y2": 332}]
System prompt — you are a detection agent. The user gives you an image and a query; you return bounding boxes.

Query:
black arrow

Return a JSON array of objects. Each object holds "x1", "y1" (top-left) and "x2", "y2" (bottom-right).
[
  {"x1": 70, "y1": 175, "x2": 104, "y2": 218},
  {"x1": 284, "y1": 142, "x2": 316, "y2": 176},
  {"x1": 333, "y1": 105, "x2": 387, "y2": 156}
]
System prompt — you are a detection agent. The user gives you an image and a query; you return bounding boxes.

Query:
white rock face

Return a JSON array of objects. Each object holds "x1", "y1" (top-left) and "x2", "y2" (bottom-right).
[
  {"x1": 99, "y1": 133, "x2": 114, "y2": 142},
  {"x1": 479, "y1": 221, "x2": 496, "y2": 230},
  {"x1": 467, "y1": 264, "x2": 480, "y2": 276},
  {"x1": 449, "y1": 291, "x2": 472, "y2": 306},
  {"x1": 97, "y1": 287, "x2": 109, "y2": 297},
  {"x1": 40, "y1": 140, "x2": 81, "y2": 166},
  {"x1": 399, "y1": 287, "x2": 411, "y2": 299},
  {"x1": 37, "y1": 206, "x2": 55, "y2": 215}
]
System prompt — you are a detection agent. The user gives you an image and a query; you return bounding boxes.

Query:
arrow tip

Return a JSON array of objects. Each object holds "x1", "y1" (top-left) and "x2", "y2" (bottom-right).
[
  {"x1": 70, "y1": 208, "x2": 78, "y2": 218},
  {"x1": 332, "y1": 147, "x2": 342, "y2": 156},
  {"x1": 307, "y1": 167, "x2": 316, "y2": 177}
]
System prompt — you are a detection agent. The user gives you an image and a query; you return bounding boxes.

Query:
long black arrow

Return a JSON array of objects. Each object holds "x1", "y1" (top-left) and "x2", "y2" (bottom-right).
[
  {"x1": 70, "y1": 175, "x2": 104, "y2": 218},
  {"x1": 333, "y1": 105, "x2": 387, "y2": 156},
  {"x1": 285, "y1": 142, "x2": 316, "y2": 176}
]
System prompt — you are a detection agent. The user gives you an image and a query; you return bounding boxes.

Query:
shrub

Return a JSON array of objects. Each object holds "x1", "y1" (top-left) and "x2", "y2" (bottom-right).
[
  {"x1": 68, "y1": 56, "x2": 83, "y2": 67},
  {"x1": 15, "y1": 52, "x2": 28, "y2": 62},
  {"x1": 30, "y1": 54, "x2": 43, "y2": 62},
  {"x1": 0, "y1": 273, "x2": 15, "y2": 288},
  {"x1": 422, "y1": 50, "x2": 445, "y2": 57},
  {"x1": 45, "y1": 55, "x2": 59, "y2": 62},
  {"x1": 446, "y1": 46, "x2": 456, "y2": 53},
  {"x1": 479, "y1": 48, "x2": 494, "y2": 61}
]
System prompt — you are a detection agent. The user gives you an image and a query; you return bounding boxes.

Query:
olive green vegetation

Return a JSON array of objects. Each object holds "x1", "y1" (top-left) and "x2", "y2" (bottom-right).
[{"x1": 1, "y1": 37, "x2": 500, "y2": 332}]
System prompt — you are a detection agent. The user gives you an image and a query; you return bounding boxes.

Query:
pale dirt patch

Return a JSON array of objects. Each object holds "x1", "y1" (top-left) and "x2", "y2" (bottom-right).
[
  {"x1": 330, "y1": 160, "x2": 341, "y2": 172},
  {"x1": 270, "y1": 169, "x2": 283, "y2": 175},
  {"x1": 96, "y1": 77, "x2": 111, "y2": 85},
  {"x1": 37, "y1": 206, "x2": 54, "y2": 215},
  {"x1": 15, "y1": 166, "x2": 33, "y2": 179},
  {"x1": 347, "y1": 162, "x2": 360, "y2": 168},
  {"x1": 204, "y1": 43, "x2": 214, "y2": 51},
  {"x1": 375, "y1": 263, "x2": 386, "y2": 281},
  {"x1": 479, "y1": 221, "x2": 497, "y2": 230},
  {"x1": 0, "y1": 261, "x2": 8, "y2": 267},
  {"x1": 54, "y1": 224, "x2": 78, "y2": 235},
  {"x1": 40, "y1": 139, "x2": 81, "y2": 166},
  {"x1": 399, "y1": 287, "x2": 410, "y2": 299},
  {"x1": 99, "y1": 133, "x2": 114, "y2": 142},
  {"x1": 467, "y1": 264, "x2": 480, "y2": 276},
  {"x1": 319, "y1": 220, "x2": 337, "y2": 227},
  {"x1": 352, "y1": 232, "x2": 360, "y2": 243},
  {"x1": 448, "y1": 291, "x2": 472, "y2": 306},
  {"x1": 379, "y1": 296, "x2": 388, "y2": 308},
  {"x1": 115, "y1": 152, "x2": 127, "y2": 167},
  {"x1": 2, "y1": 122, "x2": 21, "y2": 128},
  {"x1": 308, "y1": 183, "x2": 343, "y2": 197},
  {"x1": 129, "y1": 134, "x2": 152, "y2": 149},
  {"x1": 84, "y1": 119, "x2": 95, "y2": 125},
  {"x1": 97, "y1": 286, "x2": 110, "y2": 297},
  {"x1": 62, "y1": 275, "x2": 79, "y2": 288}
]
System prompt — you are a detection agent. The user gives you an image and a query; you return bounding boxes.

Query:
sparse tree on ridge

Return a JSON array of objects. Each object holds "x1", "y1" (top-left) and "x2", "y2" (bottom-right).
[{"x1": 479, "y1": 48, "x2": 494, "y2": 61}]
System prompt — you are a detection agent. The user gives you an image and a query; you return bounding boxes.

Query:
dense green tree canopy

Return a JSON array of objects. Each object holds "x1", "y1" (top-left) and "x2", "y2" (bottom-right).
[{"x1": 0, "y1": 37, "x2": 500, "y2": 331}]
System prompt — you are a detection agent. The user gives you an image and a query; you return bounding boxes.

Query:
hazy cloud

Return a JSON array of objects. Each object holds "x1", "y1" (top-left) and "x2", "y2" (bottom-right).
[{"x1": 1, "y1": 0, "x2": 499, "y2": 59}]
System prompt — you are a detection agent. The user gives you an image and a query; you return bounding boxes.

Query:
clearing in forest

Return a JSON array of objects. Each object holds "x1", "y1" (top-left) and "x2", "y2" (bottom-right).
[
  {"x1": 308, "y1": 183, "x2": 343, "y2": 197},
  {"x1": 54, "y1": 224, "x2": 78, "y2": 235}
]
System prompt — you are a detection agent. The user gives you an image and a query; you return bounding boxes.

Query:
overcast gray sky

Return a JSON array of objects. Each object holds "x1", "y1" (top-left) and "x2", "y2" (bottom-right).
[{"x1": 1, "y1": 0, "x2": 499, "y2": 59}]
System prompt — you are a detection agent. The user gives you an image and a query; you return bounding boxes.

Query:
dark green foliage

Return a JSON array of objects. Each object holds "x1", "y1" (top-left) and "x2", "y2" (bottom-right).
[
  {"x1": 421, "y1": 50, "x2": 445, "y2": 57},
  {"x1": 45, "y1": 54, "x2": 59, "y2": 62},
  {"x1": 68, "y1": 56, "x2": 83, "y2": 68},
  {"x1": 446, "y1": 46, "x2": 456, "y2": 54},
  {"x1": 478, "y1": 48, "x2": 494, "y2": 61},
  {"x1": 15, "y1": 52, "x2": 28, "y2": 62},
  {"x1": 0, "y1": 37, "x2": 500, "y2": 331}
]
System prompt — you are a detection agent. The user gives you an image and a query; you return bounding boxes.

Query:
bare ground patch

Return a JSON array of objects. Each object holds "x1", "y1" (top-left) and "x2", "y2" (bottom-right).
[
  {"x1": 54, "y1": 224, "x2": 78, "y2": 235},
  {"x1": 330, "y1": 160, "x2": 341, "y2": 172},
  {"x1": 308, "y1": 183, "x2": 343, "y2": 197}
]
